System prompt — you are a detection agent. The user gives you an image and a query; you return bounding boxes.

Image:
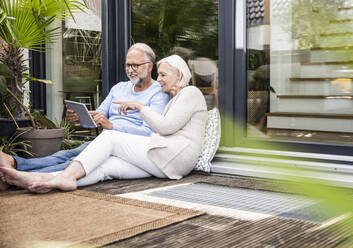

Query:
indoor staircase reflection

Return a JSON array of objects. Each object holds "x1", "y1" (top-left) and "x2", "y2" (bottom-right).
[{"x1": 267, "y1": 3, "x2": 353, "y2": 135}]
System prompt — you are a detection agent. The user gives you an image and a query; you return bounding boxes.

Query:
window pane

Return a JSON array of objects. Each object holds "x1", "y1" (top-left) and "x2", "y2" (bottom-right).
[
  {"x1": 131, "y1": 0, "x2": 219, "y2": 109},
  {"x1": 63, "y1": 0, "x2": 102, "y2": 110},
  {"x1": 247, "y1": 0, "x2": 353, "y2": 144}
]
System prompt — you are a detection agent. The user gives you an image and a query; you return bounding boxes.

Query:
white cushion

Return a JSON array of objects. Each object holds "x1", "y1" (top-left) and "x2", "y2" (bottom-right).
[{"x1": 194, "y1": 107, "x2": 221, "y2": 172}]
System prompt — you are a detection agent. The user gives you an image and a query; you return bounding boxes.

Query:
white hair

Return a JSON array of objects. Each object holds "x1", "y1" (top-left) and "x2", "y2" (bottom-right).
[
  {"x1": 157, "y1": 55, "x2": 191, "y2": 87},
  {"x1": 128, "y1": 43, "x2": 156, "y2": 63}
]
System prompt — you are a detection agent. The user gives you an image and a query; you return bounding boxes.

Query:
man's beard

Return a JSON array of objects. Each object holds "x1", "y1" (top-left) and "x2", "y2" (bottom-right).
[{"x1": 128, "y1": 68, "x2": 148, "y2": 85}]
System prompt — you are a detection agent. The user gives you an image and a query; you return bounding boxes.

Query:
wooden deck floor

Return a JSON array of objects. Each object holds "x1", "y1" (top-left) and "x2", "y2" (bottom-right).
[{"x1": 81, "y1": 172, "x2": 353, "y2": 247}]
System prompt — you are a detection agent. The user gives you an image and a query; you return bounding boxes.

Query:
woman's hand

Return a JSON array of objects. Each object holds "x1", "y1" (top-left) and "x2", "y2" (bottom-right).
[{"x1": 113, "y1": 101, "x2": 145, "y2": 115}]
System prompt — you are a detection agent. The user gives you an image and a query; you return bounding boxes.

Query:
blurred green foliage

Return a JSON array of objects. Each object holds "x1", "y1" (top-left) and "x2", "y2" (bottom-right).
[
  {"x1": 279, "y1": 0, "x2": 345, "y2": 49},
  {"x1": 131, "y1": 0, "x2": 218, "y2": 62}
]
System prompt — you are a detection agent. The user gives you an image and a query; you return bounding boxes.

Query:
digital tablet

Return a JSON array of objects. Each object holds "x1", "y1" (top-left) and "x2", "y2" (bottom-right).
[{"x1": 64, "y1": 100, "x2": 97, "y2": 128}]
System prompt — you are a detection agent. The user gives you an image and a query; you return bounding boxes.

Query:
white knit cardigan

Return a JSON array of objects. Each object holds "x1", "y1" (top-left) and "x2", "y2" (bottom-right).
[{"x1": 140, "y1": 86, "x2": 208, "y2": 179}]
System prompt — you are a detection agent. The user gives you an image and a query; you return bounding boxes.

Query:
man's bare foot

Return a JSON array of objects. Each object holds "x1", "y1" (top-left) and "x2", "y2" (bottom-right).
[
  {"x1": 0, "y1": 167, "x2": 53, "y2": 189},
  {"x1": 0, "y1": 151, "x2": 16, "y2": 191},
  {"x1": 0, "y1": 181, "x2": 9, "y2": 191},
  {"x1": 0, "y1": 170, "x2": 9, "y2": 191},
  {"x1": 29, "y1": 174, "x2": 77, "y2": 193},
  {"x1": 0, "y1": 151, "x2": 15, "y2": 169}
]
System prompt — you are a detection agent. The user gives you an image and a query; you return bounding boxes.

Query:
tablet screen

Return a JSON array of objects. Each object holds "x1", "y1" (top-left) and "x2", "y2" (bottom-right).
[{"x1": 64, "y1": 100, "x2": 98, "y2": 128}]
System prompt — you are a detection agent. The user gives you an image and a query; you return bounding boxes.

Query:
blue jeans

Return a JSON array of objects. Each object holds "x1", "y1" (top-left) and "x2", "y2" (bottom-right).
[{"x1": 14, "y1": 142, "x2": 91, "y2": 173}]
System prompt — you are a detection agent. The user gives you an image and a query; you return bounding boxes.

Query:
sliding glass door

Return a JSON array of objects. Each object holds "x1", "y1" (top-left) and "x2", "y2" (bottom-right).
[{"x1": 246, "y1": 0, "x2": 353, "y2": 149}]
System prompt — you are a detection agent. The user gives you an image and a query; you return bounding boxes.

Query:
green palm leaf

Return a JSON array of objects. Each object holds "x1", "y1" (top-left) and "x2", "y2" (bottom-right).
[
  {"x1": 0, "y1": 0, "x2": 86, "y2": 51},
  {"x1": 0, "y1": 7, "x2": 6, "y2": 24},
  {"x1": 24, "y1": 0, "x2": 86, "y2": 20}
]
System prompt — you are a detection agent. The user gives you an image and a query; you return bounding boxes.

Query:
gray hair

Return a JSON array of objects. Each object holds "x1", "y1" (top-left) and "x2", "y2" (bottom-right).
[
  {"x1": 157, "y1": 55, "x2": 191, "y2": 87},
  {"x1": 127, "y1": 43, "x2": 156, "y2": 63}
]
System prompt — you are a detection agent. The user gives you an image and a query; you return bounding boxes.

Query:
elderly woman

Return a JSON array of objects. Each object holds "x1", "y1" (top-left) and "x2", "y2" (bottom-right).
[{"x1": 0, "y1": 55, "x2": 208, "y2": 193}]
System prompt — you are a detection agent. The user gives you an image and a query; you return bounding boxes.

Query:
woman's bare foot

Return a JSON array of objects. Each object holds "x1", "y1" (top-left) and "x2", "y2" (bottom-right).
[
  {"x1": 0, "y1": 151, "x2": 16, "y2": 191},
  {"x1": 29, "y1": 174, "x2": 77, "y2": 193},
  {"x1": 0, "y1": 167, "x2": 53, "y2": 189}
]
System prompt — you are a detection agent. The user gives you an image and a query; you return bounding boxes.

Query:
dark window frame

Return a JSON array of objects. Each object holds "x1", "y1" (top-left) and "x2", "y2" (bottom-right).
[
  {"x1": 101, "y1": 0, "x2": 130, "y2": 99},
  {"x1": 101, "y1": 0, "x2": 353, "y2": 156},
  {"x1": 29, "y1": 49, "x2": 46, "y2": 114}
]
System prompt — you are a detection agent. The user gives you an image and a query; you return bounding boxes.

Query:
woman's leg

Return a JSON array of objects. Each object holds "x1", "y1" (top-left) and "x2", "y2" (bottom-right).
[
  {"x1": 30, "y1": 130, "x2": 166, "y2": 192},
  {"x1": 77, "y1": 156, "x2": 152, "y2": 187},
  {"x1": 75, "y1": 131, "x2": 165, "y2": 177}
]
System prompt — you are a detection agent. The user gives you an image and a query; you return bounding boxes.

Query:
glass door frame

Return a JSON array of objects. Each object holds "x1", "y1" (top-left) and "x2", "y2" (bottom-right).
[
  {"x1": 220, "y1": 0, "x2": 353, "y2": 157},
  {"x1": 101, "y1": 0, "x2": 353, "y2": 157}
]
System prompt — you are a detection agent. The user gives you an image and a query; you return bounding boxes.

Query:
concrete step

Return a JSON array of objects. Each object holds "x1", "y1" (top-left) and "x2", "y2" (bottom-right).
[
  {"x1": 290, "y1": 77, "x2": 353, "y2": 81},
  {"x1": 271, "y1": 50, "x2": 310, "y2": 64},
  {"x1": 269, "y1": 97, "x2": 353, "y2": 114},
  {"x1": 325, "y1": 21, "x2": 353, "y2": 34},
  {"x1": 266, "y1": 113, "x2": 353, "y2": 133},
  {"x1": 319, "y1": 33, "x2": 353, "y2": 47},
  {"x1": 300, "y1": 62, "x2": 353, "y2": 78},
  {"x1": 212, "y1": 153, "x2": 353, "y2": 189},
  {"x1": 277, "y1": 95, "x2": 353, "y2": 99},
  {"x1": 272, "y1": 79, "x2": 353, "y2": 96},
  {"x1": 310, "y1": 47, "x2": 353, "y2": 62}
]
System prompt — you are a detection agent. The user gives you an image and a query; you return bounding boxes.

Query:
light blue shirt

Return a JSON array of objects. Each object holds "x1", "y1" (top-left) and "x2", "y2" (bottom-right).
[{"x1": 96, "y1": 80, "x2": 169, "y2": 136}]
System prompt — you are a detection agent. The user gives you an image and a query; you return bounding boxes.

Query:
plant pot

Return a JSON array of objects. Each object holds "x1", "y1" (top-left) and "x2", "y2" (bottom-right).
[
  {"x1": 0, "y1": 118, "x2": 32, "y2": 137},
  {"x1": 16, "y1": 127, "x2": 65, "y2": 158}
]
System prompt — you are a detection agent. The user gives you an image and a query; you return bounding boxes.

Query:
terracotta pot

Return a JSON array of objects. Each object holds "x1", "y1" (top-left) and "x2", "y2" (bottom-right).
[{"x1": 16, "y1": 127, "x2": 65, "y2": 158}]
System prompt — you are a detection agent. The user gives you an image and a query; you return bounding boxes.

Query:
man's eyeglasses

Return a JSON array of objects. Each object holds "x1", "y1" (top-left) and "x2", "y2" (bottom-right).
[{"x1": 125, "y1": 62, "x2": 150, "y2": 71}]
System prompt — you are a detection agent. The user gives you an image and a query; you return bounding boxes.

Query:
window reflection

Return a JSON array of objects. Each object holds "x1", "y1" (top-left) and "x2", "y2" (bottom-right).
[
  {"x1": 63, "y1": 0, "x2": 102, "y2": 109},
  {"x1": 131, "y1": 0, "x2": 219, "y2": 109},
  {"x1": 247, "y1": 0, "x2": 353, "y2": 144}
]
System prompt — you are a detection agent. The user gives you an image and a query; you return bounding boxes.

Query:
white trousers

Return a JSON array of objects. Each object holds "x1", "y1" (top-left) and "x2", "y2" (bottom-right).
[{"x1": 74, "y1": 130, "x2": 167, "y2": 187}]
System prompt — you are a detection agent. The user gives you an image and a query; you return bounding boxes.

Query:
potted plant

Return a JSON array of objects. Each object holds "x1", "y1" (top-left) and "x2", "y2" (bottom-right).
[{"x1": 0, "y1": 0, "x2": 86, "y2": 156}]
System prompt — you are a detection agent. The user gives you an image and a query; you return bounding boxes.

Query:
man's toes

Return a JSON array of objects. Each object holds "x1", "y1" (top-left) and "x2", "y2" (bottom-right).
[
  {"x1": 0, "y1": 173, "x2": 5, "y2": 182},
  {"x1": 0, "y1": 181, "x2": 9, "y2": 191}
]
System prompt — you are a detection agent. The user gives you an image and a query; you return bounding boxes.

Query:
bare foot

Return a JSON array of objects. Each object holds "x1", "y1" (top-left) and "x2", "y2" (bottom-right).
[
  {"x1": 0, "y1": 167, "x2": 53, "y2": 189},
  {"x1": 0, "y1": 151, "x2": 16, "y2": 191},
  {"x1": 0, "y1": 170, "x2": 9, "y2": 191},
  {"x1": 0, "y1": 151, "x2": 15, "y2": 169},
  {"x1": 0, "y1": 180, "x2": 9, "y2": 191},
  {"x1": 29, "y1": 174, "x2": 77, "y2": 193}
]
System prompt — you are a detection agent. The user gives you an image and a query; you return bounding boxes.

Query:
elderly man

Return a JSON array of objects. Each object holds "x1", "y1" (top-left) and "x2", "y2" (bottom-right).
[{"x1": 0, "y1": 43, "x2": 169, "y2": 190}]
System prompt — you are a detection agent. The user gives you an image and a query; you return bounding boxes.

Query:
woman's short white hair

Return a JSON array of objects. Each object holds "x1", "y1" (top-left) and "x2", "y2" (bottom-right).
[{"x1": 157, "y1": 55, "x2": 191, "y2": 87}]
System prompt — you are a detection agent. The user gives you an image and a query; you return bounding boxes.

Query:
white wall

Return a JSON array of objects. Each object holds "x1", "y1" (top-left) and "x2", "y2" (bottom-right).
[{"x1": 46, "y1": 23, "x2": 63, "y2": 123}]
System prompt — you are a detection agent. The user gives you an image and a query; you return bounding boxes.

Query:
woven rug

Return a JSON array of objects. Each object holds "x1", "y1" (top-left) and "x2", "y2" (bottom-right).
[{"x1": 0, "y1": 190, "x2": 204, "y2": 248}]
